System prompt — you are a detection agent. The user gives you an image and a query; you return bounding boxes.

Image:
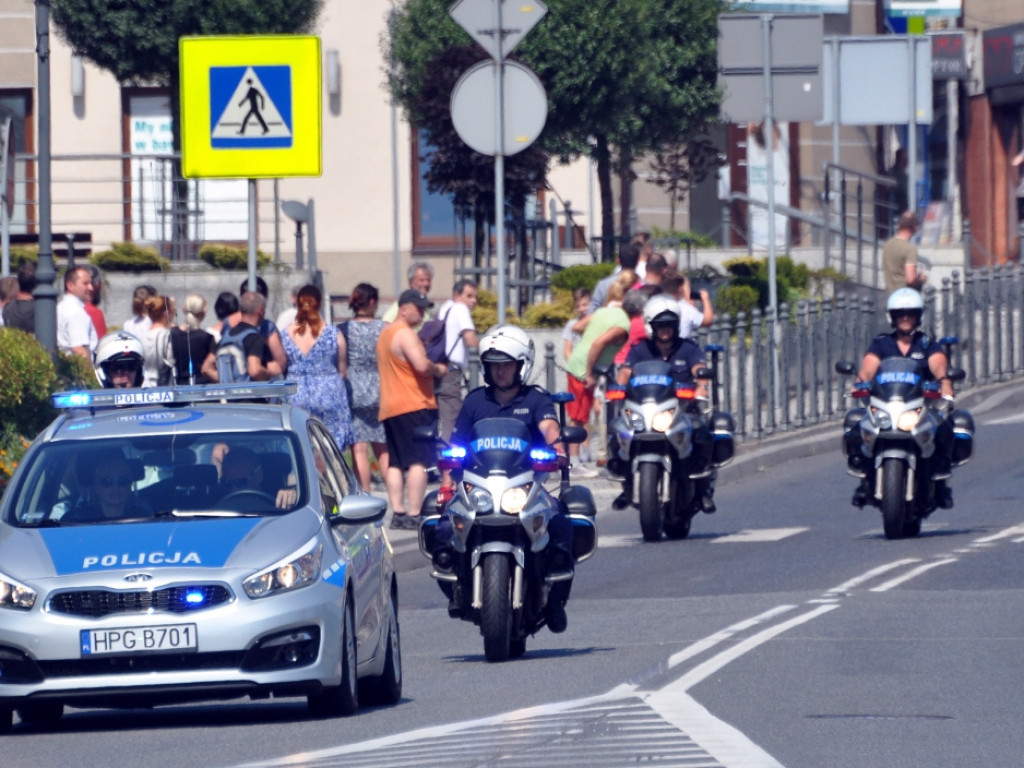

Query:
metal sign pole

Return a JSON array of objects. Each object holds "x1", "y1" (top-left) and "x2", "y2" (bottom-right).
[
  {"x1": 247, "y1": 178, "x2": 257, "y2": 292},
  {"x1": 762, "y1": 14, "x2": 781, "y2": 411},
  {"x1": 494, "y1": 0, "x2": 507, "y2": 323}
]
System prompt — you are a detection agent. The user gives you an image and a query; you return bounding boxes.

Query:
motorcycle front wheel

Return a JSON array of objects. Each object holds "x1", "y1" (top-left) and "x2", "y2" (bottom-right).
[
  {"x1": 481, "y1": 553, "x2": 513, "y2": 662},
  {"x1": 638, "y1": 463, "x2": 664, "y2": 542},
  {"x1": 881, "y1": 457, "x2": 908, "y2": 540}
]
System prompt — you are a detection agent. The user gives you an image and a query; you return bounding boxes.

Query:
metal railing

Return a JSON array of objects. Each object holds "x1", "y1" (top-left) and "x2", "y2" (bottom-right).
[{"x1": 525, "y1": 264, "x2": 1022, "y2": 442}]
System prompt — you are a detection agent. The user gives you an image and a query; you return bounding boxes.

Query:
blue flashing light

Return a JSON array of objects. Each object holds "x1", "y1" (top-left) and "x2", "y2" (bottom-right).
[
  {"x1": 442, "y1": 446, "x2": 467, "y2": 460},
  {"x1": 52, "y1": 392, "x2": 93, "y2": 409},
  {"x1": 530, "y1": 447, "x2": 557, "y2": 462},
  {"x1": 184, "y1": 591, "x2": 206, "y2": 606}
]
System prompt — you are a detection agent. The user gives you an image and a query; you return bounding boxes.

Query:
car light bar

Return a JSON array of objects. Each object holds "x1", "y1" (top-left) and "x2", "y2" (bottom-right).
[{"x1": 52, "y1": 382, "x2": 298, "y2": 409}]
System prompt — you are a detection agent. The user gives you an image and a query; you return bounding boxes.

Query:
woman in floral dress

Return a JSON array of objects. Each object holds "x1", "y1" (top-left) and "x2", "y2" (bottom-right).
[
  {"x1": 340, "y1": 283, "x2": 389, "y2": 491},
  {"x1": 282, "y1": 285, "x2": 353, "y2": 451}
]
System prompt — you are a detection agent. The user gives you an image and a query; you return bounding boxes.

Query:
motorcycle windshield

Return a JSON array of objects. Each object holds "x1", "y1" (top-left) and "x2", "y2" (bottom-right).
[
  {"x1": 466, "y1": 418, "x2": 534, "y2": 476},
  {"x1": 626, "y1": 360, "x2": 675, "y2": 402},
  {"x1": 871, "y1": 357, "x2": 926, "y2": 400}
]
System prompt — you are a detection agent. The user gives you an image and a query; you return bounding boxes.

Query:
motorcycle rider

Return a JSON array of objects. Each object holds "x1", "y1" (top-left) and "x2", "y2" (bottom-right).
[
  {"x1": 433, "y1": 325, "x2": 576, "y2": 633},
  {"x1": 94, "y1": 331, "x2": 145, "y2": 389},
  {"x1": 614, "y1": 296, "x2": 717, "y2": 512},
  {"x1": 849, "y1": 287, "x2": 956, "y2": 508}
]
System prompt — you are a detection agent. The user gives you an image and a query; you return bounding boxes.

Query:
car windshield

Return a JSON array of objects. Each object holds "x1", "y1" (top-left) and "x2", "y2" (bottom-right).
[{"x1": 7, "y1": 431, "x2": 306, "y2": 527}]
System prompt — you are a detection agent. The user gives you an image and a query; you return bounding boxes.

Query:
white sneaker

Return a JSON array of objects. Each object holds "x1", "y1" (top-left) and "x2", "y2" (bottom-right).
[{"x1": 569, "y1": 463, "x2": 599, "y2": 479}]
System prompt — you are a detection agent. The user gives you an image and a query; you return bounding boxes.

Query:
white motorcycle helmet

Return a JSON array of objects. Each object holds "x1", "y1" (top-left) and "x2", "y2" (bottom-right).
[
  {"x1": 479, "y1": 325, "x2": 534, "y2": 387},
  {"x1": 95, "y1": 331, "x2": 145, "y2": 388},
  {"x1": 643, "y1": 294, "x2": 682, "y2": 339},
  {"x1": 886, "y1": 287, "x2": 924, "y2": 328}
]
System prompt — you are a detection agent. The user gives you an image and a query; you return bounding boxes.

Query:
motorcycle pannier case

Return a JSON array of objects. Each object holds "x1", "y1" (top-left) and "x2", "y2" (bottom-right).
[
  {"x1": 711, "y1": 412, "x2": 736, "y2": 467},
  {"x1": 950, "y1": 409, "x2": 975, "y2": 466},
  {"x1": 560, "y1": 485, "x2": 597, "y2": 563}
]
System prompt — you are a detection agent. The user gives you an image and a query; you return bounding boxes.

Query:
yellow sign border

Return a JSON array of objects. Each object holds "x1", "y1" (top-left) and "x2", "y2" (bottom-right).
[{"x1": 180, "y1": 35, "x2": 322, "y2": 179}]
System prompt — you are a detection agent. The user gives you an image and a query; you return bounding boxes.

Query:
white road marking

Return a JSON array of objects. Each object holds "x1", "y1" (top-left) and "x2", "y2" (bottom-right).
[
  {"x1": 600, "y1": 528, "x2": 809, "y2": 548},
  {"x1": 662, "y1": 604, "x2": 840, "y2": 694},
  {"x1": 644, "y1": 693, "x2": 786, "y2": 768},
  {"x1": 980, "y1": 412, "x2": 1024, "y2": 425},
  {"x1": 711, "y1": 527, "x2": 808, "y2": 543},
  {"x1": 973, "y1": 523, "x2": 1024, "y2": 544},
  {"x1": 824, "y1": 558, "x2": 921, "y2": 596},
  {"x1": 869, "y1": 557, "x2": 959, "y2": 591}
]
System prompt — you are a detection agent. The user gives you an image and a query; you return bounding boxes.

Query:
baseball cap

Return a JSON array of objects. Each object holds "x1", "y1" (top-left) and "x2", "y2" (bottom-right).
[{"x1": 399, "y1": 289, "x2": 433, "y2": 310}]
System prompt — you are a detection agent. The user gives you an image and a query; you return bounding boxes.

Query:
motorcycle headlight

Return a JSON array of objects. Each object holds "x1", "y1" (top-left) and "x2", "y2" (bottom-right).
[
  {"x1": 0, "y1": 571, "x2": 35, "y2": 610},
  {"x1": 624, "y1": 408, "x2": 645, "y2": 431},
  {"x1": 501, "y1": 485, "x2": 530, "y2": 515},
  {"x1": 466, "y1": 485, "x2": 494, "y2": 513},
  {"x1": 652, "y1": 408, "x2": 676, "y2": 433},
  {"x1": 897, "y1": 409, "x2": 921, "y2": 432},
  {"x1": 869, "y1": 406, "x2": 892, "y2": 430},
  {"x1": 243, "y1": 540, "x2": 323, "y2": 599}
]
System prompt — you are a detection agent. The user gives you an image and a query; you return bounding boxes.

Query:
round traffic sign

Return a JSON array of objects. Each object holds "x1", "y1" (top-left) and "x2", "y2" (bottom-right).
[{"x1": 450, "y1": 60, "x2": 548, "y2": 157}]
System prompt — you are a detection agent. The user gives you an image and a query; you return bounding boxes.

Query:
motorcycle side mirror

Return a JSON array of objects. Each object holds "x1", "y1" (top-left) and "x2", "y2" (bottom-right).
[
  {"x1": 561, "y1": 425, "x2": 587, "y2": 445},
  {"x1": 550, "y1": 392, "x2": 575, "y2": 404},
  {"x1": 835, "y1": 361, "x2": 857, "y2": 376},
  {"x1": 695, "y1": 367, "x2": 715, "y2": 381},
  {"x1": 947, "y1": 367, "x2": 966, "y2": 383},
  {"x1": 412, "y1": 424, "x2": 439, "y2": 443}
]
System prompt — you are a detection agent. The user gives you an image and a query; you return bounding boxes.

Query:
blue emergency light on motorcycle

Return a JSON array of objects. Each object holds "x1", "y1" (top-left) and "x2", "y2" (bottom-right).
[
  {"x1": 529, "y1": 447, "x2": 559, "y2": 472},
  {"x1": 438, "y1": 445, "x2": 467, "y2": 471}
]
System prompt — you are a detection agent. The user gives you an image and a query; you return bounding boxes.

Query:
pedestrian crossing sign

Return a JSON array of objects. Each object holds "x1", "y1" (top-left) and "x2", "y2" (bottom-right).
[{"x1": 180, "y1": 35, "x2": 321, "y2": 178}]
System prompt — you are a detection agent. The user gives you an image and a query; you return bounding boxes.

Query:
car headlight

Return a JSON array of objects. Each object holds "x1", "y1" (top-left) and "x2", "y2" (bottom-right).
[
  {"x1": 897, "y1": 409, "x2": 921, "y2": 432},
  {"x1": 651, "y1": 408, "x2": 676, "y2": 433},
  {"x1": 0, "y1": 571, "x2": 36, "y2": 610},
  {"x1": 500, "y1": 485, "x2": 530, "y2": 515},
  {"x1": 243, "y1": 540, "x2": 323, "y2": 599}
]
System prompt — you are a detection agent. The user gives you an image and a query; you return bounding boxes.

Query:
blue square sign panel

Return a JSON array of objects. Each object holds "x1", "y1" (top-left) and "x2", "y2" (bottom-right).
[{"x1": 209, "y1": 65, "x2": 293, "y2": 148}]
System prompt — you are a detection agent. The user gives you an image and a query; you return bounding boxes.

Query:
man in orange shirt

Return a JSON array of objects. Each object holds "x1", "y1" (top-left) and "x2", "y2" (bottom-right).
[{"x1": 377, "y1": 290, "x2": 449, "y2": 530}]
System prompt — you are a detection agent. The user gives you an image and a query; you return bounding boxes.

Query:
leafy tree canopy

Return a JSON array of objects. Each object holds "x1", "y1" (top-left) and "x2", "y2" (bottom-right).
[
  {"x1": 388, "y1": 0, "x2": 727, "y2": 255},
  {"x1": 52, "y1": 0, "x2": 324, "y2": 86}
]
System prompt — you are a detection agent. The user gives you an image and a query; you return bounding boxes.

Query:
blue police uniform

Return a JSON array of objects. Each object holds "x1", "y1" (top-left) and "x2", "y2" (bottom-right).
[
  {"x1": 624, "y1": 336, "x2": 706, "y2": 382},
  {"x1": 865, "y1": 330, "x2": 945, "y2": 375},
  {"x1": 452, "y1": 385, "x2": 558, "y2": 448}
]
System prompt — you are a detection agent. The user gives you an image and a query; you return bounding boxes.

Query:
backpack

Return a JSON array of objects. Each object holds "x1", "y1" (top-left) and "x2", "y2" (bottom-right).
[
  {"x1": 418, "y1": 306, "x2": 453, "y2": 364},
  {"x1": 215, "y1": 324, "x2": 260, "y2": 383}
]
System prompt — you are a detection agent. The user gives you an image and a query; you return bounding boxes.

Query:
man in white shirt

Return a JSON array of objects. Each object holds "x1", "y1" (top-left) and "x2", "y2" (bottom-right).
[
  {"x1": 435, "y1": 278, "x2": 479, "y2": 442},
  {"x1": 662, "y1": 269, "x2": 713, "y2": 338},
  {"x1": 57, "y1": 266, "x2": 98, "y2": 360}
]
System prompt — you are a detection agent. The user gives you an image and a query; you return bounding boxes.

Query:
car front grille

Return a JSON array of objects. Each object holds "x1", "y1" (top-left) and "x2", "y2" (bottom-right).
[
  {"x1": 48, "y1": 585, "x2": 233, "y2": 618},
  {"x1": 37, "y1": 651, "x2": 246, "y2": 678}
]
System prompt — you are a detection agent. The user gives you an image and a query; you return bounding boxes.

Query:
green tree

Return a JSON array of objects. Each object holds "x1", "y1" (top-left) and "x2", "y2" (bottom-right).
[
  {"x1": 51, "y1": 0, "x2": 323, "y2": 250},
  {"x1": 388, "y1": 0, "x2": 726, "y2": 261}
]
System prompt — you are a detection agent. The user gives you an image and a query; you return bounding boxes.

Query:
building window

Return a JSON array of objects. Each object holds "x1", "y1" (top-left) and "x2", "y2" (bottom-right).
[
  {"x1": 0, "y1": 89, "x2": 33, "y2": 232},
  {"x1": 411, "y1": 130, "x2": 460, "y2": 252}
]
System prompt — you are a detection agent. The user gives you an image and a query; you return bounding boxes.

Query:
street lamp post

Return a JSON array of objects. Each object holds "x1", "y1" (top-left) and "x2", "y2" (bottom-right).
[{"x1": 33, "y1": 0, "x2": 58, "y2": 355}]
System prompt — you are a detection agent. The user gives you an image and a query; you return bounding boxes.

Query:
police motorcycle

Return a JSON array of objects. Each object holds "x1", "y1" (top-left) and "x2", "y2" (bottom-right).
[
  {"x1": 606, "y1": 300, "x2": 735, "y2": 542},
  {"x1": 417, "y1": 402, "x2": 597, "y2": 663},
  {"x1": 836, "y1": 339, "x2": 974, "y2": 540}
]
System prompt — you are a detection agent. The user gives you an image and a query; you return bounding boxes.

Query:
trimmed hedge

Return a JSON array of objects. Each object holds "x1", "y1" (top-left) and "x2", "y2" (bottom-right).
[
  {"x1": 90, "y1": 242, "x2": 169, "y2": 272},
  {"x1": 199, "y1": 244, "x2": 272, "y2": 270}
]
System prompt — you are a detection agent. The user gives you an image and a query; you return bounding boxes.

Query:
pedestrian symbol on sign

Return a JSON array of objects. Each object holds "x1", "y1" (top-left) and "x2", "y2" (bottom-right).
[{"x1": 210, "y1": 66, "x2": 292, "y2": 148}]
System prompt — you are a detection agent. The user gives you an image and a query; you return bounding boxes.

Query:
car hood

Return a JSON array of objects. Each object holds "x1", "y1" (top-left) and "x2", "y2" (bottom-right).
[{"x1": 1, "y1": 509, "x2": 323, "y2": 579}]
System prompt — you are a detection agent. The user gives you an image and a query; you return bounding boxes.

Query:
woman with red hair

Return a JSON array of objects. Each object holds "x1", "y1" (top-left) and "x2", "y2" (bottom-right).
[{"x1": 281, "y1": 284, "x2": 353, "y2": 450}]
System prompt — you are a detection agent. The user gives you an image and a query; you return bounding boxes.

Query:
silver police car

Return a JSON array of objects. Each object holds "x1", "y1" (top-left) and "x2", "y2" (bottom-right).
[{"x1": 0, "y1": 383, "x2": 401, "y2": 730}]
